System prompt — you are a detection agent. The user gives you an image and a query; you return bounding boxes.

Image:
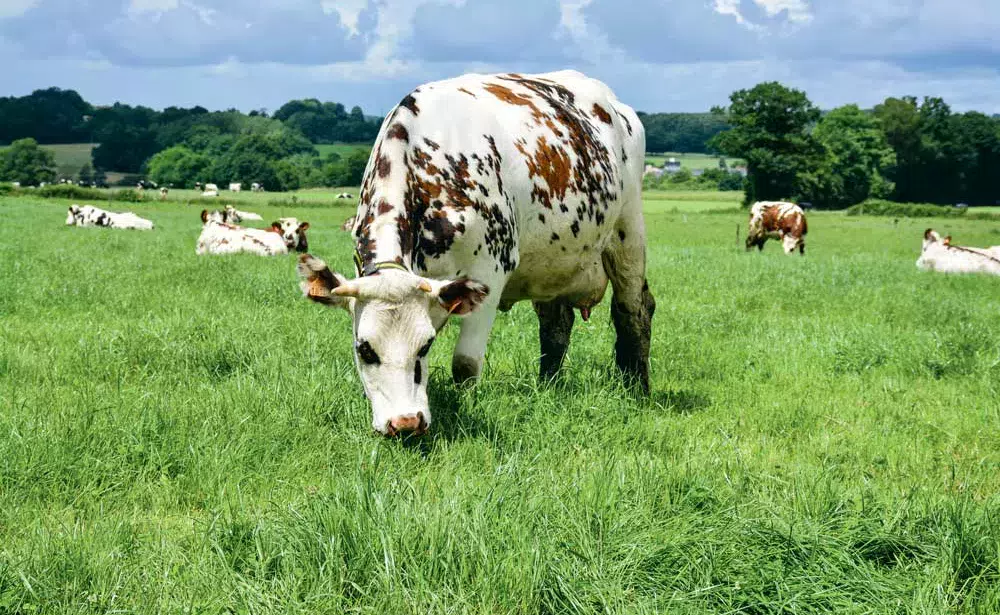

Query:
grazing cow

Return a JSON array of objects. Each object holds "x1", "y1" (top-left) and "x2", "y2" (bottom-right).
[
  {"x1": 66, "y1": 204, "x2": 154, "y2": 230},
  {"x1": 746, "y1": 201, "x2": 808, "y2": 255},
  {"x1": 195, "y1": 182, "x2": 202, "y2": 192},
  {"x1": 336, "y1": 192, "x2": 355, "y2": 199},
  {"x1": 297, "y1": 70, "x2": 654, "y2": 436},
  {"x1": 229, "y1": 182, "x2": 242, "y2": 193},
  {"x1": 340, "y1": 215, "x2": 357, "y2": 232},
  {"x1": 917, "y1": 229, "x2": 1000, "y2": 276},
  {"x1": 251, "y1": 182, "x2": 264, "y2": 193},
  {"x1": 197, "y1": 210, "x2": 309, "y2": 256},
  {"x1": 223, "y1": 204, "x2": 263, "y2": 223},
  {"x1": 159, "y1": 187, "x2": 169, "y2": 201}
]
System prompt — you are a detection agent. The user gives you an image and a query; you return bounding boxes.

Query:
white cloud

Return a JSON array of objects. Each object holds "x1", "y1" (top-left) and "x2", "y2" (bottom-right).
[
  {"x1": 713, "y1": 0, "x2": 812, "y2": 29},
  {"x1": 127, "y1": 0, "x2": 179, "y2": 16},
  {"x1": 321, "y1": 0, "x2": 369, "y2": 36},
  {"x1": 0, "y1": 0, "x2": 37, "y2": 19}
]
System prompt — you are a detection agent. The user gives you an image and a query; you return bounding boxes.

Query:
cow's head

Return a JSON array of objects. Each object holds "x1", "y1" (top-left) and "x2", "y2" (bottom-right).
[
  {"x1": 781, "y1": 232, "x2": 802, "y2": 254},
  {"x1": 922, "y1": 228, "x2": 944, "y2": 253},
  {"x1": 224, "y1": 205, "x2": 242, "y2": 224},
  {"x1": 66, "y1": 205, "x2": 81, "y2": 226},
  {"x1": 272, "y1": 218, "x2": 309, "y2": 252},
  {"x1": 201, "y1": 209, "x2": 226, "y2": 225},
  {"x1": 297, "y1": 254, "x2": 488, "y2": 436}
]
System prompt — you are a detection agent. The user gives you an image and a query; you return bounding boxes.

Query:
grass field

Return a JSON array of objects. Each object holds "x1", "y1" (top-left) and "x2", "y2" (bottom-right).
[
  {"x1": 645, "y1": 152, "x2": 744, "y2": 170},
  {"x1": 315, "y1": 143, "x2": 372, "y2": 159},
  {"x1": 1, "y1": 195, "x2": 1000, "y2": 613}
]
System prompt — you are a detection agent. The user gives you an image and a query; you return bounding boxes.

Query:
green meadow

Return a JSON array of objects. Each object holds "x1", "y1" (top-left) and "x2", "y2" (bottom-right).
[{"x1": 1, "y1": 194, "x2": 999, "y2": 613}]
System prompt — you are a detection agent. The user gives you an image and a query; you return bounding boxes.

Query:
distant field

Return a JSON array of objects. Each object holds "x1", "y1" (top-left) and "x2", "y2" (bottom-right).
[
  {"x1": 315, "y1": 143, "x2": 372, "y2": 158},
  {"x1": 645, "y1": 152, "x2": 744, "y2": 170},
  {"x1": 0, "y1": 143, "x2": 98, "y2": 178}
]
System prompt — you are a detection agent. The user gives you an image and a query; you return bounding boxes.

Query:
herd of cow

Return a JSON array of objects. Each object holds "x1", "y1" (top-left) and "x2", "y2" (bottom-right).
[{"x1": 60, "y1": 70, "x2": 1000, "y2": 437}]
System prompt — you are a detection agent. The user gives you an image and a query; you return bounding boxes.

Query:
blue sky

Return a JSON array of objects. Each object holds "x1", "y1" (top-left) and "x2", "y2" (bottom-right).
[{"x1": 0, "y1": 0, "x2": 998, "y2": 115}]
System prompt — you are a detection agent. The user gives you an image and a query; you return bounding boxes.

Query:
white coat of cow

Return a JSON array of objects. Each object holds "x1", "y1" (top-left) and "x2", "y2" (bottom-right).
[
  {"x1": 196, "y1": 210, "x2": 309, "y2": 256},
  {"x1": 297, "y1": 70, "x2": 655, "y2": 436},
  {"x1": 229, "y1": 182, "x2": 242, "y2": 193},
  {"x1": 917, "y1": 229, "x2": 1000, "y2": 276},
  {"x1": 66, "y1": 204, "x2": 154, "y2": 230}
]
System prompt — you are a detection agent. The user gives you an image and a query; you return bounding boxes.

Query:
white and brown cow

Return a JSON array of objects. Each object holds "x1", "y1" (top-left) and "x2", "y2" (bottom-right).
[
  {"x1": 196, "y1": 210, "x2": 309, "y2": 256},
  {"x1": 746, "y1": 201, "x2": 808, "y2": 255},
  {"x1": 66, "y1": 204, "x2": 154, "y2": 230},
  {"x1": 917, "y1": 229, "x2": 1000, "y2": 276},
  {"x1": 297, "y1": 70, "x2": 655, "y2": 436}
]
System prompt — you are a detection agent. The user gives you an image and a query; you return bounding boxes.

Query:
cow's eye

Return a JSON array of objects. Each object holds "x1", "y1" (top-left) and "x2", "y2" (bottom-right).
[
  {"x1": 356, "y1": 340, "x2": 381, "y2": 365},
  {"x1": 417, "y1": 338, "x2": 434, "y2": 358}
]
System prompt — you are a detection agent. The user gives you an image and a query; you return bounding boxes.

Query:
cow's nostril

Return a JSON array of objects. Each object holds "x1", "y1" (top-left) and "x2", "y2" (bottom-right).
[{"x1": 386, "y1": 412, "x2": 428, "y2": 437}]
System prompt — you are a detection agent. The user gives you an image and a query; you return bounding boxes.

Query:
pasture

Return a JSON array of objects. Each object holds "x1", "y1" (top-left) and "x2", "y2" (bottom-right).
[
  {"x1": 1, "y1": 195, "x2": 999, "y2": 613},
  {"x1": 644, "y1": 152, "x2": 743, "y2": 171}
]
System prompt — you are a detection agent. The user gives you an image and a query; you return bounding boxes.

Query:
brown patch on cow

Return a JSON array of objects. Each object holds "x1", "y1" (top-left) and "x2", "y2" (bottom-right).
[
  {"x1": 376, "y1": 154, "x2": 392, "y2": 178},
  {"x1": 387, "y1": 123, "x2": 409, "y2": 142},
  {"x1": 592, "y1": 103, "x2": 612, "y2": 124},
  {"x1": 516, "y1": 136, "x2": 571, "y2": 209},
  {"x1": 377, "y1": 199, "x2": 393, "y2": 215},
  {"x1": 400, "y1": 94, "x2": 420, "y2": 115},
  {"x1": 423, "y1": 137, "x2": 441, "y2": 151},
  {"x1": 458, "y1": 87, "x2": 477, "y2": 98}
]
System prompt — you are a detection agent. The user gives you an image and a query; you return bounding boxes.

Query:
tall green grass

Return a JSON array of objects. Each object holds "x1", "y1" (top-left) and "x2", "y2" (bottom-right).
[{"x1": 1, "y1": 197, "x2": 999, "y2": 613}]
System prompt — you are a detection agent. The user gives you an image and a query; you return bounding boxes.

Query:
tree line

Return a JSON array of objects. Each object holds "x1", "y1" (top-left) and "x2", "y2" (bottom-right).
[{"x1": 711, "y1": 83, "x2": 1000, "y2": 208}]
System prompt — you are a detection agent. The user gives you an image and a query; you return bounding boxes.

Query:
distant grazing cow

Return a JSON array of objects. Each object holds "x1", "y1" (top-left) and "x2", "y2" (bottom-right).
[
  {"x1": 340, "y1": 215, "x2": 356, "y2": 231},
  {"x1": 195, "y1": 182, "x2": 202, "y2": 192},
  {"x1": 223, "y1": 204, "x2": 263, "y2": 223},
  {"x1": 336, "y1": 192, "x2": 354, "y2": 199},
  {"x1": 746, "y1": 201, "x2": 808, "y2": 255},
  {"x1": 917, "y1": 229, "x2": 1000, "y2": 276},
  {"x1": 66, "y1": 204, "x2": 154, "y2": 230},
  {"x1": 197, "y1": 210, "x2": 309, "y2": 256},
  {"x1": 296, "y1": 70, "x2": 654, "y2": 436},
  {"x1": 229, "y1": 182, "x2": 242, "y2": 193},
  {"x1": 251, "y1": 182, "x2": 264, "y2": 193},
  {"x1": 159, "y1": 187, "x2": 169, "y2": 201},
  {"x1": 204, "y1": 183, "x2": 219, "y2": 193}
]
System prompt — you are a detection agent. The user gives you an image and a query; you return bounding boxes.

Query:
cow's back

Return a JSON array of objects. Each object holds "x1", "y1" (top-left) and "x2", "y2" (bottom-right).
[{"x1": 356, "y1": 70, "x2": 645, "y2": 307}]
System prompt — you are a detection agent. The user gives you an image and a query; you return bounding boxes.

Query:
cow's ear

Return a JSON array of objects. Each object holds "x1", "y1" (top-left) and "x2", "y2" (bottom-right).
[
  {"x1": 428, "y1": 278, "x2": 490, "y2": 316},
  {"x1": 297, "y1": 254, "x2": 350, "y2": 310},
  {"x1": 944, "y1": 235, "x2": 952, "y2": 246},
  {"x1": 201, "y1": 209, "x2": 208, "y2": 223},
  {"x1": 271, "y1": 222, "x2": 282, "y2": 231},
  {"x1": 298, "y1": 222, "x2": 310, "y2": 231}
]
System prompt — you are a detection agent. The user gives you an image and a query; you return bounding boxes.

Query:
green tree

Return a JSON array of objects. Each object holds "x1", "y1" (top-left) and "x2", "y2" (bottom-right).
[
  {"x1": 711, "y1": 82, "x2": 822, "y2": 205},
  {"x1": 798, "y1": 105, "x2": 895, "y2": 208},
  {"x1": 0, "y1": 138, "x2": 57, "y2": 185},
  {"x1": 146, "y1": 146, "x2": 213, "y2": 188},
  {"x1": 77, "y1": 162, "x2": 94, "y2": 184}
]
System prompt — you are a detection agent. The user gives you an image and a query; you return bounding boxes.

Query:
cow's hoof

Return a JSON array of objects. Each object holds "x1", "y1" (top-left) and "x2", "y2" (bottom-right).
[{"x1": 452, "y1": 355, "x2": 480, "y2": 384}]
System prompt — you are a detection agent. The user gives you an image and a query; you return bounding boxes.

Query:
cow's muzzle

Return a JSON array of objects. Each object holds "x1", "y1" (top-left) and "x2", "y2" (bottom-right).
[{"x1": 384, "y1": 412, "x2": 428, "y2": 437}]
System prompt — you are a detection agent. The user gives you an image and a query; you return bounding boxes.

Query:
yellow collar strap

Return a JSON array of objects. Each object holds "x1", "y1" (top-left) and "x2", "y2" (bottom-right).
[{"x1": 355, "y1": 251, "x2": 410, "y2": 277}]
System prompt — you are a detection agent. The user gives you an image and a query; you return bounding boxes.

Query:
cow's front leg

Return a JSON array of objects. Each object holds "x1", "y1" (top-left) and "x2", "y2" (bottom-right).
[
  {"x1": 452, "y1": 301, "x2": 500, "y2": 384},
  {"x1": 533, "y1": 300, "x2": 574, "y2": 381}
]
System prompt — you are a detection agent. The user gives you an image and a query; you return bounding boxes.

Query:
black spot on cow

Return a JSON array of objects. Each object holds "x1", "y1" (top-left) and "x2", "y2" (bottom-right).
[
  {"x1": 551, "y1": 232, "x2": 560, "y2": 242},
  {"x1": 414, "y1": 361, "x2": 422, "y2": 385},
  {"x1": 618, "y1": 229, "x2": 626, "y2": 242},
  {"x1": 400, "y1": 94, "x2": 420, "y2": 115},
  {"x1": 570, "y1": 220, "x2": 580, "y2": 237},
  {"x1": 538, "y1": 213, "x2": 546, "y2": 223},
  {"x1": 423, "y1": 137, "x2": 440, "y2": 151}
]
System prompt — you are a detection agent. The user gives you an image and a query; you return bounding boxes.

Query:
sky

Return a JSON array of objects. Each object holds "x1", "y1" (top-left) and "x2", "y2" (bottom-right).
[{"x1": 0, "y1": 0, "x2": 998, "y2": 115}]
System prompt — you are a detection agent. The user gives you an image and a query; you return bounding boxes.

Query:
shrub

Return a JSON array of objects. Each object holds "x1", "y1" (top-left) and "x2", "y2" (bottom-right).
[{"x1": 847, "y1": 199, "x2": 1000, "y2": 221}]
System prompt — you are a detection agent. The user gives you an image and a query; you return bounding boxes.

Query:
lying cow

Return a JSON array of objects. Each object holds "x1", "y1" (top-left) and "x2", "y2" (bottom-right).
[
  {"x1": 196, "y1": 210, "x2": 309, "y2": 256},
  {"x1": 66, "y1": 204, "x2": 154, "y2": 230},
  {"x1": 336, "y1": 192, "x2": 354, "y2": 199},
  {"x1": 917, "y1": 229, "x2": 1000, "y2": 276},
  {"x1": 746, "y1": 201, "x2": 808, "y2": 255},
  {"x1": 224, "y1": 205, "x2": 264, "y2": 223},
  {"x1": 229, "y1": 182, "x2": 242, "y2": 193},
  {"x1": 297, "y1": 70, "x2": 654, "y2": 436}
]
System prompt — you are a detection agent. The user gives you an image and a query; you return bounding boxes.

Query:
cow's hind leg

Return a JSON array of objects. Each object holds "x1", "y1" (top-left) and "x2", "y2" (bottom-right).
[
  {"x1": 602, "y1": 218, "x2": 656, "y2": 394},
  {"x1": 533, "y1": 300, "x2": 575, "y2": 382}
]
